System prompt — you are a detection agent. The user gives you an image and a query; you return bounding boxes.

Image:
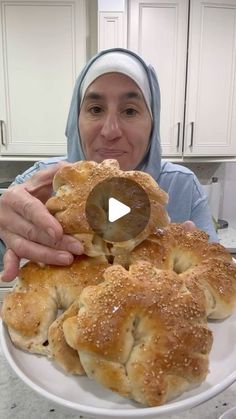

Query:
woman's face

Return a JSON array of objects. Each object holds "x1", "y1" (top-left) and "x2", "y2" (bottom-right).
[{"x1": 78, "y1": 73, "x2": 152, "y2": 170}]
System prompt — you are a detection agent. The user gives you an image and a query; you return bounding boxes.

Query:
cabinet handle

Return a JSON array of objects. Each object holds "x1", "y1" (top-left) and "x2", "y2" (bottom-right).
[
  {"x1": 190, "y1": 121, "x2": 194, "y2": 147},
  {"x1": 176, "y1": 122, "x2": 180, "y2": 148},
  {"x1": 0, "y1": 120, "x2": 6, "y2": 146}
]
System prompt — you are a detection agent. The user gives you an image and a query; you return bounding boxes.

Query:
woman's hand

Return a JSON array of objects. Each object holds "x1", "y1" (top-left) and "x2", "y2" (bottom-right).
[
  {"x1": 0, "y1": 163, "x2": 83, "y2": 282},
  {"x1": 182, "y1": 220, "x2": 197, "y2": 232}
]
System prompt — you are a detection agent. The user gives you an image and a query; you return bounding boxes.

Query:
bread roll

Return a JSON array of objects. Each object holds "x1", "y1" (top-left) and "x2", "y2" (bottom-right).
[
  {"x1": 2, "y1": 255, "x2": 109, "y2": 355},
  {"x1": 115, "y1": 224, "x2": 236, "y2": 319},
  {"x1": 63, "y1": 262, "x2": 213, "y2": 406},
  {"x1": 46, "y1": 159, "x2": 169, "y2": 256}
]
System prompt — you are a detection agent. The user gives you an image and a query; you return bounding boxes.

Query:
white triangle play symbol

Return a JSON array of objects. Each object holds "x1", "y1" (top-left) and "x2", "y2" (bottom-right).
[{"x1": 108, "y1": 197, "x2": 131, "y2": 222}]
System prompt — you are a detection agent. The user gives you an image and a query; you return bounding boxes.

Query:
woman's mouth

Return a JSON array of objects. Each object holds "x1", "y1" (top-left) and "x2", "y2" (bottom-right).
[{"x1": 97, "y1": 149, "x2": 126, "y2": 158}]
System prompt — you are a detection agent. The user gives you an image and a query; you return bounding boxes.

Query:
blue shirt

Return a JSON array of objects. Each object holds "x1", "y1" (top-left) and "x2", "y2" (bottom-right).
[{"x1": 158, "y1": 160, "x2": 218, "y2": 241}]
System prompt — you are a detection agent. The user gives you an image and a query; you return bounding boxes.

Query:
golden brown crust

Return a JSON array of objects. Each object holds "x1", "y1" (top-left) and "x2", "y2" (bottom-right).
[
  {"x1": 63, "y1": 262, "x2": 213, "y2": 406},
  {"x1": 2, "y1": 255, "x2": 109, "y2": 356},
  {"x1": 3, "y1": 212, "x2": 236, "y2": 406},
  {"x1": 115, "y1": 224, "x2": 236, "y2": 319},
  {"x1": 45, "y1": 160, "x2": 169, "y2": 256},
  {"x1": 48, "y1": 298, "x2": 84, "y2": 374},
  {"x1": 2, "y1": 288, "x2": 57, "y2": 356},
  {"x1": 125, "y1": 224, "x2": 231, "y2": 270},
  {"x1": 181, "y1": 259, "x2": 236, "y2": 319}
]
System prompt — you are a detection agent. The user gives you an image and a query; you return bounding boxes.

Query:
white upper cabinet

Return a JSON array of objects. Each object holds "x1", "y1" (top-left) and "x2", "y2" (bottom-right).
[
  {"x1": 128, "y1": 0, "x2": 188, "y2": 156},
  {"x1": 1, "y1": 0, "x2": 236, "y2": 158},
  {"x1": 0, "y1": 0, "x2": 86, "y2": 156},
  {"x1": 128, "y1": 0, "x2": 236, "y2": 157},
  {"x1": 184, "y1": 0, "x2": 236, "y2": 156}
]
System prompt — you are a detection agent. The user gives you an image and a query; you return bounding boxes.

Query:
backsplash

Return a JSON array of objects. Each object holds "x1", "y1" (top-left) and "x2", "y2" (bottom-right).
[
  {"x1": 180, "y1": 162, "x2": 236, "y2": 229},
  {"x1": 0, "y1": 159, "x2": 224, "y2": 183},
  {"x1": 0, "y1": 161, "x2": 36, "y2": 184},
  {"x1": 219, "y1": 163, "x2": 236, "y2": 228}
]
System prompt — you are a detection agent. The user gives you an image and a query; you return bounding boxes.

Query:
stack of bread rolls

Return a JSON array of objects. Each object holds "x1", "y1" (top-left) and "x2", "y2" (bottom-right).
[{"x1": 2, "y1": 160, "x2": 236, "y2": 407}]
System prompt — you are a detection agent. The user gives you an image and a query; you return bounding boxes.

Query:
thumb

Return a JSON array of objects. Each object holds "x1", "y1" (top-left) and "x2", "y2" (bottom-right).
[
  {"x1": 25, "y1": 162, "x2": 70, "y2": 203},
  {"x1": 1, "y1": 248, "x2": 20, "y2": 282},
  {"x1": 182, "y1": 220, "x2": 196, "y2": 232}
]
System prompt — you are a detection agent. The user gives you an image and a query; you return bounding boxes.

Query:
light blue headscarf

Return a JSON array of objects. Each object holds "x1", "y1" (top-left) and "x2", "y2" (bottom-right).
[{"x1": 66, "y1": 48, "x2": 162, "y2": 180}]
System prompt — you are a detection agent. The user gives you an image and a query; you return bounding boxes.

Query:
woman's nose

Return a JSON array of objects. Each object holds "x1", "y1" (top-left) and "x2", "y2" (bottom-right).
[{"x1": 100, "y1": 113, "x2": 122, "y2": 140}]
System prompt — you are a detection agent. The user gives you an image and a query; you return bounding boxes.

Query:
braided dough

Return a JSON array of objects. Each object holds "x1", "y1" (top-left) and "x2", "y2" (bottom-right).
[
  {"x1": 2, "y1": 255, "x2": 109, "y2": 366},
  {"x1": 63, "y1": 262, "x2": 213, "y2": 406},
  {"x1": 45, "y1": 159, "x2": 170, "y2": 256},
  {"x1": 119, "y1": 224, "x2": 236, "y2": 319}
]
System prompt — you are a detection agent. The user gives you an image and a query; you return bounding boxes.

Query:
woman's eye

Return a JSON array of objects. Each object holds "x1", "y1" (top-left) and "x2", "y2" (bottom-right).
[
  {"x1": 89, "y1": 106, "x2": 102, "y2": 114},
  {"x1": 124, "y1": 108, "x2": 138, "y2": 116}
]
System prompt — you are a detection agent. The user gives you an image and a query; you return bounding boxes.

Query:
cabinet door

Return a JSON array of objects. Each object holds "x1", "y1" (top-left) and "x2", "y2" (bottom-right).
[
  {"x1": 0, "y1": 0, "x2": 86, "y2": 156},
  {"x1": 184, "y1": 0, "x2": 236, "y2": 156},
  {"x1": 128, "y1": 0, "x2": 188, "y2": 156}
]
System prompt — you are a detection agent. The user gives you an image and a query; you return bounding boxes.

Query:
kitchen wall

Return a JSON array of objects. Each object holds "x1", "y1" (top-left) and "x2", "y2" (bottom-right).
[
  {"x1": 179, "y1": 161, "x2": 236, "y2": 228},
  {"x1": 220, "y1": 163, "x2": 236, "y2": 228}
]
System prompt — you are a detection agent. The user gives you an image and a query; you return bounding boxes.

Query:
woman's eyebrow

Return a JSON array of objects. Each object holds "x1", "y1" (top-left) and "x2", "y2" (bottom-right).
[
  {"x1": 121, "y1": 91, "x2": 143, "y2": 100},
  {"x1": 83, "y1": 92, "x2": 104, "y2": 101},
  {"x1": 83, "y1": 91, "x2": 143, "y2": 101}
]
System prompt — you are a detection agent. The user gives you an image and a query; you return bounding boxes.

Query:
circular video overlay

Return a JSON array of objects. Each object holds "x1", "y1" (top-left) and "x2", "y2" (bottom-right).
[{"x1": 85, "y1": 177, "x2": 150, "y2": 242}]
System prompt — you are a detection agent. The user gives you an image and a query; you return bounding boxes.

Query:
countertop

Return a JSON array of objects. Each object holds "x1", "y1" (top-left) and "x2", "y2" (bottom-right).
[{"x1": 0, "y1": 343, "x2": 236, "y2": 419}]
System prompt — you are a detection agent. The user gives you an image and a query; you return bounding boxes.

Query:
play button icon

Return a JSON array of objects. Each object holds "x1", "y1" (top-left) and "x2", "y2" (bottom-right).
[
  {"x1": 108, "y1": 198, "x2": 131, "y2": 222},
  {"x1": 85, "y1": 177, "x2": 151, "y2": 243}
]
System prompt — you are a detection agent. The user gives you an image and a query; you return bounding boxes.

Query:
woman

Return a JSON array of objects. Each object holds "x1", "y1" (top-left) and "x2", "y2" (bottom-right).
[{"x1": 0, "y1": 48, "x2": 218, "y2": 281}]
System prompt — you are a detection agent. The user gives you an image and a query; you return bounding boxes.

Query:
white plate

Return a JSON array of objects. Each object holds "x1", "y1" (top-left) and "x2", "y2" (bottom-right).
[
  {"x1": 1, "y1": 311, "x2": 236, "y2": 419},
  {"x1": 219, "y1": 406, "x2": 236, "y2": 419}
]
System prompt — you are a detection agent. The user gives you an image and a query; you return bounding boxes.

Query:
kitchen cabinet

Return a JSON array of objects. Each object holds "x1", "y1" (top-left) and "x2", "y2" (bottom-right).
[
  {"x1": 128, "y1": 0, "x2": 188, "y2": 156},
  {"x1": 128, "y1": 0, "x2": 236, "y2": 157},
  {"x1": 0, "y1": 0, "x2": 87, "y2": 156}
]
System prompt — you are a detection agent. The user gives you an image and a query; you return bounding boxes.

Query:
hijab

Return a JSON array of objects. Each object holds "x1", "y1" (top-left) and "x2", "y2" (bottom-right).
[{"x1": 66, "y1": 48, "x2": 162, "y2": 180}]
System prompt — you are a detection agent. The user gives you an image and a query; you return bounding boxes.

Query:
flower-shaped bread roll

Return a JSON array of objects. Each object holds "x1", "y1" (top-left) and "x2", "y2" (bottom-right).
[
  {"x1": 2, "y1": 255, "x2": 109, "y2": 361},
  {"x1": 46, "y1": 159, "x2": 169, "y2": 256},
  {"x1": 63, "y1": 262, "x2": 213, "y2": 407},
  {"x1": 118, "y1": 224, "x2": 236, "y2": 319}
]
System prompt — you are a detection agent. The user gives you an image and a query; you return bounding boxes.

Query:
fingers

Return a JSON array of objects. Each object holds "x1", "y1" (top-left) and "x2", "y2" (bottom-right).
[
  {"x1": 58, "y1": 235, "x2": 84, "y2": 254},
  {"x1": 1, "y1": 216, "x2": 84, "y2": 254},
  {"x1": 26, "y1": 162, "x2": 70, "y2": 201},
  {"x1": 0, "y1": 234, "x2": 76, "y2": 279},
  {"x1": 1, "y1": 186, "x2": 63, "y2": 241},
  {"x1": 0, "y1": 163, "x2": 82, "y2": 277},
  {"x1": 26, "y1": 162, "x2": 69, "y2": 188},
  {"x1": 182, "y1": 220, "x2": 196, "y2": 232},
  {"x1": 0, "y1": 249, "x2": 20, "y2": 282},
  {"x1": 0, "y1": 201, "x2": 83, "y2": 253},
  {"x1": 0, "y1": 243, "x2": 73, "y2": 282},
  {"x1": 0, "y1": 233, "x2": 84, "y2": 282},
  {"x1": 2, "y1": 163, "x2": 72, "y2": 238}
]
